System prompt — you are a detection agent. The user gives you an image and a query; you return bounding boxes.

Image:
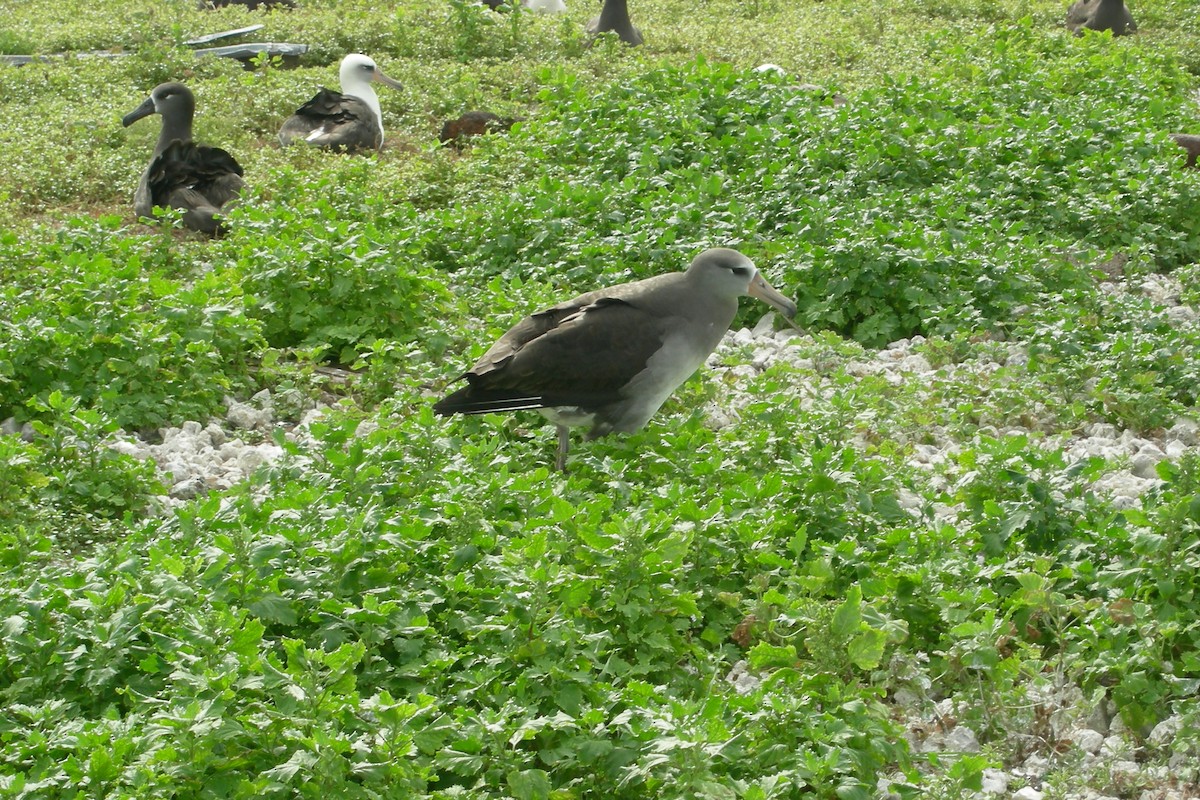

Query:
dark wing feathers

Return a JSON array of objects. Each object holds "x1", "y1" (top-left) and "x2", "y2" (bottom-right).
[
  {"x1": 167, "y1": 173, "x2": 245, "y2": 235},
  {"x1": 292, "y1": 88, "x2": 369, "y2": 123},
  {"x1": 146, "y1": 141, "x2": 244, "y2": 208},
  {"x1": 434, "y1": 297, "x2": 668, "y2": 415},
  {"x1": 279, "y1": 89, "x2": 381, "y2": 152},
  {"x1": 433, "y1": 391, "x2": 549, "y2": 415},
  {"x1": 140, "y1": 141, "x2": 244, "y2": 233}
]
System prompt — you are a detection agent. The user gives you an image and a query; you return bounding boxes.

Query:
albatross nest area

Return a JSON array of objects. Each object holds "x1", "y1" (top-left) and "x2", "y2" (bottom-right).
[{"x1": 1, "y1": 0, "x2": 1199, "y2": 797}]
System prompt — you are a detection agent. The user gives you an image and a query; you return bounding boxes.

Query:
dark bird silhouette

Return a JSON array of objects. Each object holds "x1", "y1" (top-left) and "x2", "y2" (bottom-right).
[
  {"x1": 203, "y1": 0, "x2": 295, "y2": 9},
  {"x1": 585, "y1": 0, "x2": 642, "y2": 46},
  {"x1": 122, "y1": 82, "x2": 244, "y2": 235},
  {"x1": 434, "y1": 248, "x2": 797, "y2": 470},
  {"x1": 1171, "y1": 134, "x2": 1200, "y2": 168},
  {"x1": 278, "y1": 54, "x2": 403, "y2": 154},
  {"x1": 1066, "y1": 0, "x2": 1136, "y2": 36},
  {"x1": 439, "y1": 111, "x2": 519, "y2": 148}
]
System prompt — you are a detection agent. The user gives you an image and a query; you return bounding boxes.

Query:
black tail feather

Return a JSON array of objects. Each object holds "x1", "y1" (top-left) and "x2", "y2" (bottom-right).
[{"x1": 433, "y1": 386, "x2": 546, "y2": 416}]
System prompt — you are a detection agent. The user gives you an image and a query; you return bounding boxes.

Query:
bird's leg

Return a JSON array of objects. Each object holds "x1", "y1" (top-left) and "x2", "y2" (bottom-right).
[{"x1": 555, "y1": 425, "x2": 570, "y2": 472}]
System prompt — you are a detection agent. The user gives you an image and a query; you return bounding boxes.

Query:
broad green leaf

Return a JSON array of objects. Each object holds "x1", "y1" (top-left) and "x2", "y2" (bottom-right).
[
  {"x1": 249, "y1": 594, "x2": 298, "y2": 625},
  {"x1": 848, "y1": 629, "x2": 887, "y2": 670},
  {"x1": 507, "y1": 768, "x2": 551, "y2": 800},
  {"x1": 832, "y1": 586, "x2": 863, "y2": 637},
  {"x1": 748, "y1": 641, "x2": 797, "y2": 670}
]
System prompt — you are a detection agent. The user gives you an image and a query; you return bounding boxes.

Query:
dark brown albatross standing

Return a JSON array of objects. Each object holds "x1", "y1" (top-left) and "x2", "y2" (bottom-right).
[
  {"x1": 122, "y1": 82, "x2": 245, "y2": 236},
  {"x1": 1066, "y1": 0, "x2": 1136, "y2": 36},
  {"x1": 433, "y1": 248, "x2": 797, "y2": 471}
]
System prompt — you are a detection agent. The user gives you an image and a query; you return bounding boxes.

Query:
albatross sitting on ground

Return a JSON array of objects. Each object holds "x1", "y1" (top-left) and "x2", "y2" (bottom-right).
[
  {"x1": 433, "y1": 248, "x2": 798, "y2": 471},
  {"x1": 1066, "y1": 0, "x2": 1136, "y2": 35},
  {"x1": 122, "y1": 82, "x2": 245, "y2": 236},
  {"x1": 278, "y1": 53, "x2": 403, "y2": 153}
]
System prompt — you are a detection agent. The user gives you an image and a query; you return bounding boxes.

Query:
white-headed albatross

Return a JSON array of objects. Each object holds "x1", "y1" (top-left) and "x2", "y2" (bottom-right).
[
  {"x1": 433, "y1": 248, "x2": 797, "y2": 470},
  {"x1": 278, "y1": 53, "x2": 403, "y2": 154},
  {"x1": 122, "y1": 82, "x2": 245, "y2": 236},
  {"x1": 1066, "y1": 0, "x2": 1136, "y2": 35},
  {"x1": 585, "y1": 0, "x2": 643, "y2": 46}
]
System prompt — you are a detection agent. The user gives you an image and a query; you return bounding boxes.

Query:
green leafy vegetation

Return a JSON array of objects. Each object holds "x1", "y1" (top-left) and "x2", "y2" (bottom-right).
[
  {"x1": 1, "y1": 0, "x2": 1199, "y2": 797},
  {"x1": 0, "y1": 219, "x2": 262, "y2": 429}
]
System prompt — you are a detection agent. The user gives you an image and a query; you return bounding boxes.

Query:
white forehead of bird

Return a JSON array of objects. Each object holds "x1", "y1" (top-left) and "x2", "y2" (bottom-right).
[
  {"x1": 337, "y1": 54, "x2": 384, "y2": 124},
  {"x1": 339, "y1": 54, "x2": 379, "y2": 89}
]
